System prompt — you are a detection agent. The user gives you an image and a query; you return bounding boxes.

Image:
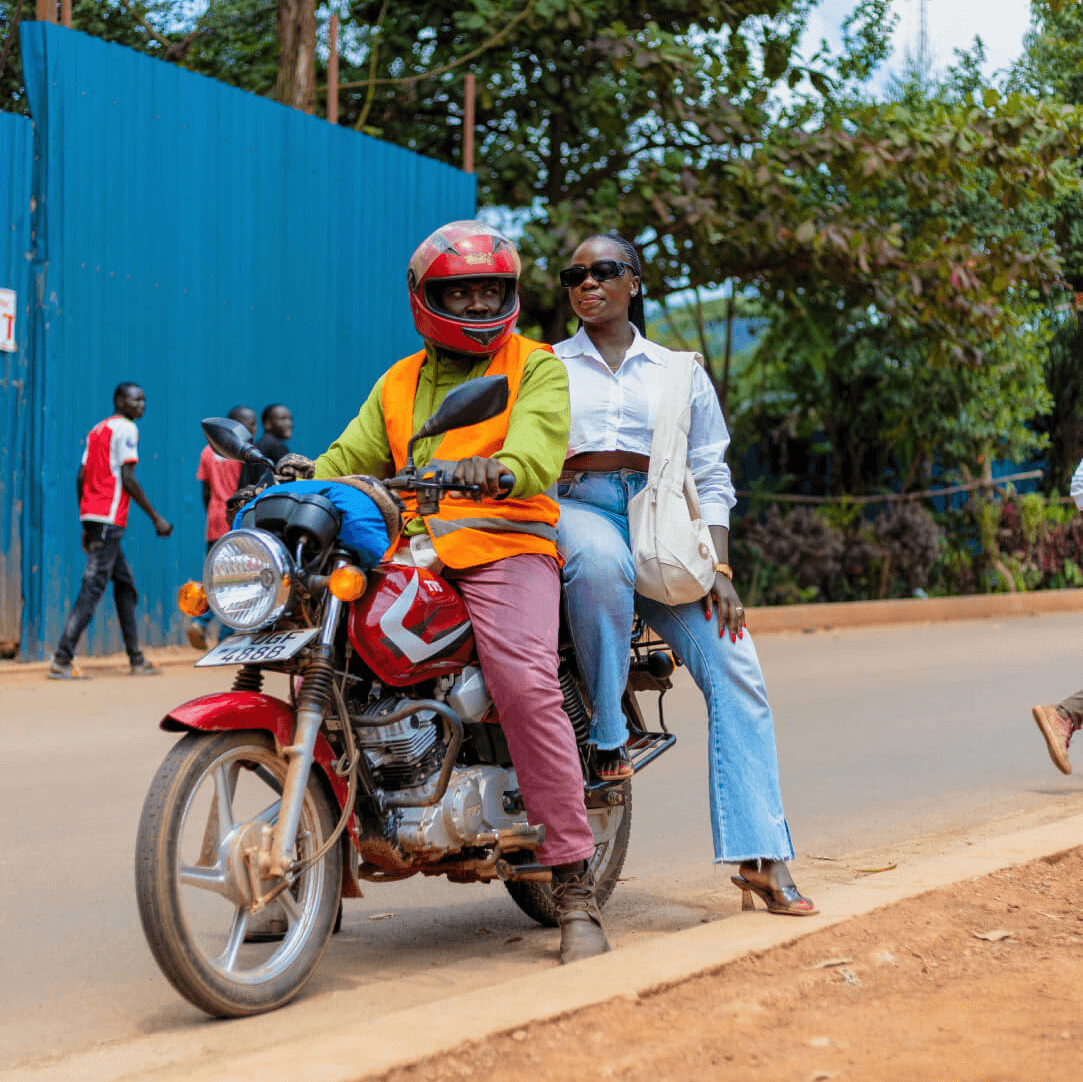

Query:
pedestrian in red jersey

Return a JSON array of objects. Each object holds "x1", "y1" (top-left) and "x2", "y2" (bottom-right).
[
  {"x1": 48, "y1": 383, "x2": 173, "y2": 679},
  {"x1": 187, "y1": 406, "x2": 255, "y2": 650}
]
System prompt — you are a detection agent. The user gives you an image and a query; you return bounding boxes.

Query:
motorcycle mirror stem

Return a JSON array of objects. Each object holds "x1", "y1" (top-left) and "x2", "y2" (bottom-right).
[
  {"x1": 201, "y1": 417, "x2": 275, "y2": 473},
  {"x1": 404, "y1": 374, "x2": 510, "y2": 473}
]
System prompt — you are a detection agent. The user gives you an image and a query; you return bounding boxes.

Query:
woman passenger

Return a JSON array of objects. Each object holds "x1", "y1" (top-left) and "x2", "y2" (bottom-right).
[{"x1": 553, "y1": 233, "x2": 815, "y2": 916}]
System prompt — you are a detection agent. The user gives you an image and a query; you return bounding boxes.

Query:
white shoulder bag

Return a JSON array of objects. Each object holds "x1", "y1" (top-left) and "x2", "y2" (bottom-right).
[{"x1": 627, "y1": 351, "x2": 718, "y2": 606}]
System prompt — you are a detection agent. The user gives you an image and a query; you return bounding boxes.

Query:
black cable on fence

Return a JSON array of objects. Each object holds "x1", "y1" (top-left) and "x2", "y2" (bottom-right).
[{"x1": 735, "y1": 469, "x2": 1054, "y2": 506}]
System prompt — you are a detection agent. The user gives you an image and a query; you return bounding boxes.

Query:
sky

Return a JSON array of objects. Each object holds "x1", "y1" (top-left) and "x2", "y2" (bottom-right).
[{"x1": 803, "y1": 0, "x2": 1035, "y2": 90}]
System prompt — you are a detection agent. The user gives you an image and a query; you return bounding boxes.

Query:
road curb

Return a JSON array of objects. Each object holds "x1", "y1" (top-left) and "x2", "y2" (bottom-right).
[
  {"x1": 0, "y1": 647, "x2": 201, "y2": 677},
  {"x1": 747, "y1": 587, "x2": 1083, "y2": 634},
  {"x1": 10, "y1": 810, "x2": 1083, "y2": 1082}
]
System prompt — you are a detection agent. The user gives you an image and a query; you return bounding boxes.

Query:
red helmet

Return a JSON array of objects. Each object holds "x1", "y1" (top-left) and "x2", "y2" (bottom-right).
[{"x1": 407, "y1": 220, "x2": 521, "y2": 355}]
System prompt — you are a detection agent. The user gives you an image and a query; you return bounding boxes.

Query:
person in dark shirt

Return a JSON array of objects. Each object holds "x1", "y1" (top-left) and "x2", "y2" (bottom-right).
[
  {"x1": 239, "y1": 404, "x2": 292, "y2": 487},
  {"x1": 256, "y1": 403, "x2": 292, "y2": 463}
]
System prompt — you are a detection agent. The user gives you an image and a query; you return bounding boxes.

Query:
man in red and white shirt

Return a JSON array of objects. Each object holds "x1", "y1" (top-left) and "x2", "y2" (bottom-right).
[{"x1": 49, "y1": 383, "x2": 173, "y2": 678}]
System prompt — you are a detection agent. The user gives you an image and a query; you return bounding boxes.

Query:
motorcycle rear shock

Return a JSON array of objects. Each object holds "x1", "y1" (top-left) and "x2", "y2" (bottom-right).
[{"x1": 557, "y1": 660, "x2": 591, "y2": 748}]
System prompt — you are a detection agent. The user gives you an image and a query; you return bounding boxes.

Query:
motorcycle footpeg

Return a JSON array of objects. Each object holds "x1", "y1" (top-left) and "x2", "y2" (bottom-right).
[{"x1": 495, "y1": 859, "x2": 552, "y2": 884}]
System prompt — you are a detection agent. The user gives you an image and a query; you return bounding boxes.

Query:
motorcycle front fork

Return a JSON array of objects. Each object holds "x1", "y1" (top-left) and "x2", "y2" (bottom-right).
[{"x1": 266, "y1": 584, "x2": 345, "y2": 879}]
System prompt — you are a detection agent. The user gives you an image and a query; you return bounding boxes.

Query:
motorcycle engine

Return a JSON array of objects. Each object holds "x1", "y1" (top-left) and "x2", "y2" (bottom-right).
[
  {"x1": 354, "y1": 698, "x2": 445, "y2": 791},
  {"x1": 355, "y1": 668, "x2": 521, "y2": 858}
]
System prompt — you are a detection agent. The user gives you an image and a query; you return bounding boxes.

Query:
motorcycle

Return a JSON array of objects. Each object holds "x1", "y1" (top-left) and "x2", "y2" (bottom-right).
[{"x1": 134, "y1": 375, "x2": 677, "y2": 1017}]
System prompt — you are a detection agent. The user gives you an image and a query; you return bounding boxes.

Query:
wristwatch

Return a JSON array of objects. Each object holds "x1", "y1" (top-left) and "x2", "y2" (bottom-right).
[{"x1": 714, "y1": 562, "x2": 733, "y2": 580}]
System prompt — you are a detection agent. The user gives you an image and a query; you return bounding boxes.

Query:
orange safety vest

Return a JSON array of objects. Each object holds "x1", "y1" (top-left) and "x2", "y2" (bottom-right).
[{"x1": 382, "y1": 336, "x2": 561, "y2": 569}]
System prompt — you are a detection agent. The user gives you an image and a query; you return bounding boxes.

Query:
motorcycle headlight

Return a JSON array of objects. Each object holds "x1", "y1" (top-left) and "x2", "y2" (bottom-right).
[{"x1": 203, "y1": 529, "x2": 293, "y2": 631}]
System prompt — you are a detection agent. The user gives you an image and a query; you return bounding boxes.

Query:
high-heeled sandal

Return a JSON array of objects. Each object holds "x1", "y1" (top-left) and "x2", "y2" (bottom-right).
[
  {"x1": 731, "y1": 860, "x2": 817, "y2": 916},
  {"x1": 594, "y1": 746, "x2": 634, "y2": 782}
]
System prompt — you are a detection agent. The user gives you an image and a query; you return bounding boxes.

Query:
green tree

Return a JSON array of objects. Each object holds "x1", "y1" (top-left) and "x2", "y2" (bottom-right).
[
  {"x1": 1, "y1": 0, "x2": 294, "y2": 115},
  {"x1": 1008, "y1": 0, "x2": 1083, "y2": 493},
  {"x1": 727, "y1": 55, "x2": 1074, "y2": 495}
]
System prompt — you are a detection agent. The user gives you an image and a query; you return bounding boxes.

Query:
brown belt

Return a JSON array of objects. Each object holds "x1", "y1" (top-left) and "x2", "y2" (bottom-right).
[{"x1": 561, "y1": 451, "x2": 650, "y2": 482}]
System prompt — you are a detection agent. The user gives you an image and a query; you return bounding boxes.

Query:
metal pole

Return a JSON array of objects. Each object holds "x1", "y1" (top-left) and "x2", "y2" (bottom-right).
[
  {"x1": 35, "y1": 0, "x2": 56, "y2": 22},
  {"x1": 61, "y1": 0, "x2": 71, "y2": 26},
  {"x1": 463, "y1": 72, "x2": 475, "y2": 175},
  {"x1": 327, "y1": 14, "x2": 339, "y2": 125}
]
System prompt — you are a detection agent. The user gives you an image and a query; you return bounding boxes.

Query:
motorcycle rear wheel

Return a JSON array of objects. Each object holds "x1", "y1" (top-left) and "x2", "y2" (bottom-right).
[
  {"x1": 135, "y1": 730, "x2": 342, "y2": 1018},
  {"x1": 504, "y1": 779, "x2": 631, "y2": 927}
]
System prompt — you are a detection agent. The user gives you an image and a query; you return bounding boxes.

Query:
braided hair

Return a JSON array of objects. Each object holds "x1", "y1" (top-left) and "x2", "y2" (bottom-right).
[{"x1": 580, "y1": 233, "x2": 646, "y2": 334}]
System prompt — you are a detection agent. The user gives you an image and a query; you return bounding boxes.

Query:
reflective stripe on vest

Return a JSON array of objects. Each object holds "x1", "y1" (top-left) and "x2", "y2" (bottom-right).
[
  {"x1": 426, "y1": 516, "x2": 558, "y2": 542},
  {"x1": 381, "y1": 336, "x2": 561, "y2": 569}
]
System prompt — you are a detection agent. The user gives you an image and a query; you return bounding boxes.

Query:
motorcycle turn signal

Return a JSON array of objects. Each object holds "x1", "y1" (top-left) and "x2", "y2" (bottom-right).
[
  {"x1": 328, "y1": 565, "x2": 367, "y2": 601},
  {"x1": 177, "y1": 581, "x2": 209, "y2": 617}
]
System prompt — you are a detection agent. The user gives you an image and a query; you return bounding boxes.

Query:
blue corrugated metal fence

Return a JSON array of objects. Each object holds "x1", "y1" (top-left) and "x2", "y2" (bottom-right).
[
  {"x1": 0, "y1": 110, "x2": 33, "y2": 650},
  {"x1": 13, "y1": 22, "x2": 475, "y2": 659}
]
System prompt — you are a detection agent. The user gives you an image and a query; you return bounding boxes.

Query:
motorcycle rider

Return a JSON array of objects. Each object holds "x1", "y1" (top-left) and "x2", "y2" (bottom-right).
[{"x1": 314, "y1": 220, "x2": 610, "y2": 964}]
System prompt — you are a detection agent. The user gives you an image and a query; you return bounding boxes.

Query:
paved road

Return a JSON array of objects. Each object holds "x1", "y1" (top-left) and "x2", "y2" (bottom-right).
[{"x1": 3, "y1": 612, "x2": 1081, "y2": 1074}]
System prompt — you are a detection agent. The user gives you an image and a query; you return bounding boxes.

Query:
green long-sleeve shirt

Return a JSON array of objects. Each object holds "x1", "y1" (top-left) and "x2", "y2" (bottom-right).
[{"x1": 314, "y1": 341, "x2": 570, "y2": 502}]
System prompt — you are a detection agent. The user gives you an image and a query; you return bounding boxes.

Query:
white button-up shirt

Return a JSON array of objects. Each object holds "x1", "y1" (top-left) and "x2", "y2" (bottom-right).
[{"x1": 554, "y1": 324, "x2": 737, "y2": 528}]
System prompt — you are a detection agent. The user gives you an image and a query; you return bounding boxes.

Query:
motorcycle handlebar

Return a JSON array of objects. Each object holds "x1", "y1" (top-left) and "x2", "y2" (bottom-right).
[{"x1": 386, "y1": 472, "x2": 515, "y2": 497}]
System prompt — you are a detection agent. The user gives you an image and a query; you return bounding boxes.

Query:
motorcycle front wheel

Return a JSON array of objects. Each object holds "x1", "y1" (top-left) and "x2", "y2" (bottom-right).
[{"x1": 135, "y1": 730, "x2": 342, "y2": 1017}]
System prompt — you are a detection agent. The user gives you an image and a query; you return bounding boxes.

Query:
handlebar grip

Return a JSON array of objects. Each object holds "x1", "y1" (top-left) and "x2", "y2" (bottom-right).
[{"x1": 498, "y1": 473, "x2": 515, "y2": 492}]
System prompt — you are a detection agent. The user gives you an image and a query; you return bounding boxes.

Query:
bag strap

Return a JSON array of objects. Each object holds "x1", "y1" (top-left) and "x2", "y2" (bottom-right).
[{"x1": 646, "y1": 351, "x2": 701, "y2": 481}]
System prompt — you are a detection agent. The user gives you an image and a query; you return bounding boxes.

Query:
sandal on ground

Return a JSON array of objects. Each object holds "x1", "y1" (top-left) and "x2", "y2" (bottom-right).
[
  {"x1": 594, "y1": 746, "x2": 634, "y2": 782},
  {"x1": 731, "y1": 859, "x2": 817, "y2": 916}
]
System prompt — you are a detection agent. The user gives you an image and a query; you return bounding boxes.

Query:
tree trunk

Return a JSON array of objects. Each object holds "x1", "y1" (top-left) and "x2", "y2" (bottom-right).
[{"x1": 275, "y1": 0, "x2": 317, "y2": 113}]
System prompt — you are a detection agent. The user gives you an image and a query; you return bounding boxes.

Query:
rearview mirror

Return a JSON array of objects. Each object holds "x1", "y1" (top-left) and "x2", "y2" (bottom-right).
[
  {"x1": 406, "y1": 375, "x2": 509, "y2": 466},
  {"x1": 201, "y1": 417, "x2": 270, "y2": 467}
]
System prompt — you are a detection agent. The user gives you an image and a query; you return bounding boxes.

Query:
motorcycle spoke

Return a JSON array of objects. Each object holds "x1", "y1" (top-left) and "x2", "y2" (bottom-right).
[
  {"x1": 217, "y1": 908, "x2": 249, "y2": 973},
  {"x1": 277, "y1": 888, "x2": 303, "y2": 927},
  {"x1": 198, "y1": 762, "x2": 240, "y2": 867},
  {"x1": 212, "y1": 763, "x2": 238, "y2": 838},
  {"x1": 253, "y1": 799, "x2": 281, "y2": 826},
  {"x1": 178, "y1": 862, "x2": 232, "y2": 898}
]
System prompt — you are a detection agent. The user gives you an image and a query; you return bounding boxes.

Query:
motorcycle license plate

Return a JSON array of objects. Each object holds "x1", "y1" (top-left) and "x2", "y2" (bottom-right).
[{"x1": 194, "y1": 628, "x2": 319, "y2": 668}]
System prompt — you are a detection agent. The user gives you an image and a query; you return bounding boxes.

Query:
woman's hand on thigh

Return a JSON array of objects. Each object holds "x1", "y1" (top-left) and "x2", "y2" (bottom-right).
[{"x1": 702, "y1": 574, "x2": 746, "y2": 642}]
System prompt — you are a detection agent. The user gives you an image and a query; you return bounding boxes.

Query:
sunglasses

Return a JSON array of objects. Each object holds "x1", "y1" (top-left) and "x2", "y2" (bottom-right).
[{"x1": 558, "y1": 260, "x2": 634, "y2": 288}]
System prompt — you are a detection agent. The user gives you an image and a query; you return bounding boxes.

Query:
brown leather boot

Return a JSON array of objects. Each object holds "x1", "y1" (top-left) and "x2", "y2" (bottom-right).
[{"x1": 552, "y1": 861, "x2": 611, "y2": 964}]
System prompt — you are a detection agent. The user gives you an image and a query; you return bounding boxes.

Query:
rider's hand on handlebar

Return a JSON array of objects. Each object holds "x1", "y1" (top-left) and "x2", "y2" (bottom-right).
[{"x1": 424, "y1": 457, "x2": 515, "y2": 501}]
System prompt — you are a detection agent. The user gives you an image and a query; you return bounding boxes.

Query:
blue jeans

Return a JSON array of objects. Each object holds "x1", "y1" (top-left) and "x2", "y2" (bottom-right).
[
  {"x1": 55, "y1": 523, "x2": 143, "y2": 665},
  {"x1": 558, "y1": 470, "x2": 794, "y2": 864}
]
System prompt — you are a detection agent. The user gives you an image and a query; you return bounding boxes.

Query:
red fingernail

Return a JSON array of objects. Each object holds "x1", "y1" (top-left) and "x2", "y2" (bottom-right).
[
  {"x1": 739, "y1": 630, "x2": 744, "y2": 639},
  {"x1": 731, "y1": 633, "x2": 737, "y2": 643}
]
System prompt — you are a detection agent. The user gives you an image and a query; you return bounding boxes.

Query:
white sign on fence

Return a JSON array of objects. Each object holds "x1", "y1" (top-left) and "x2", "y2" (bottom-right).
[{"x1": 0, "y1": 289, "x2": 15, "y2": 353}]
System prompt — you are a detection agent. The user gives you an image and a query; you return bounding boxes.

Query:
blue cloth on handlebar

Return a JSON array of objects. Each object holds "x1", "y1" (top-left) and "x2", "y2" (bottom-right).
[{"x1": 233, "y1": 479, "x2": 391, "y2": 564}]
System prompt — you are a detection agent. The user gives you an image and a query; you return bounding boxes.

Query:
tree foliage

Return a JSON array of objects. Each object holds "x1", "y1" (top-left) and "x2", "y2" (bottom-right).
[
  {"x1": 0, "y1": 0, "x2": 285, "y2": 114},
  {"x1": 1007, "y1": 0, "x2": 1083, "y2": 493}
]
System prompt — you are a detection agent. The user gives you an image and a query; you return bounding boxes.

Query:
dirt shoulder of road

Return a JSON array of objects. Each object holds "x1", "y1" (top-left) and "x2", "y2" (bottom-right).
[{"x1": 378, "y1": 844, "x2": 1083, "y2": 1082}]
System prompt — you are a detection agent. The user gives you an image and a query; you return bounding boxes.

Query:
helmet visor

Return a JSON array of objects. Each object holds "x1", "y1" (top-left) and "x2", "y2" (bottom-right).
[{"x1": 423, "y1": 276, "x2": 518, "y2": 322}]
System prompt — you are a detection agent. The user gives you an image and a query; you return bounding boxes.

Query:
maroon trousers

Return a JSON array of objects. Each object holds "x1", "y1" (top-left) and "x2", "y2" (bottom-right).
[{"x1": 449, "y1": 553, "x2": 595, "y2": 867}]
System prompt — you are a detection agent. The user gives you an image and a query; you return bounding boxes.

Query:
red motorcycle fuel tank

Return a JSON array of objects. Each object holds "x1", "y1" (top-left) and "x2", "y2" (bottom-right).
[{"x1": 348, "y1": 563, "x2": 476, "y2": 686}]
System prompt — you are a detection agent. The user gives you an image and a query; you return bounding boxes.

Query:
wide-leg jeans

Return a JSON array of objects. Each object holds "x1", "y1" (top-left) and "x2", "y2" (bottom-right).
[{"x1": 558, "y1": 469, "x2": 794, "y2": 864}]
